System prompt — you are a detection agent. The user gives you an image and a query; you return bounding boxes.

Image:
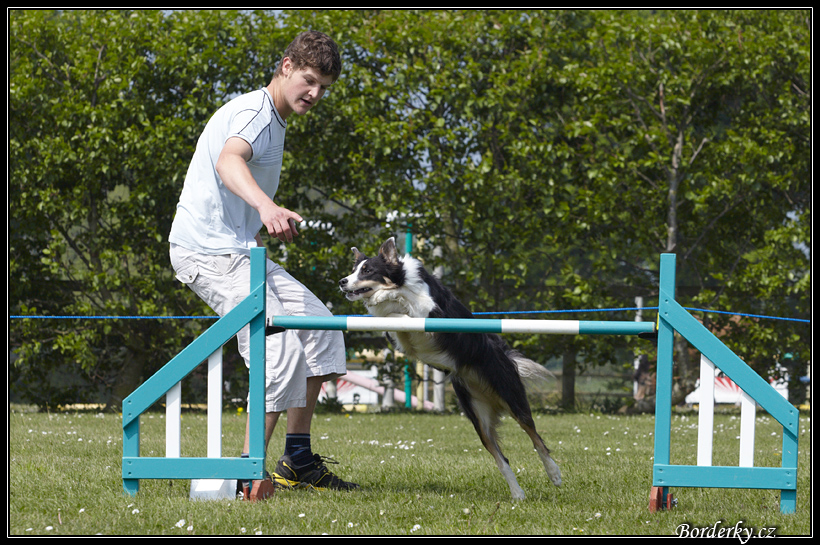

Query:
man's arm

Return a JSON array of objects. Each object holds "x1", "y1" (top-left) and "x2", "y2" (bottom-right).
[{"x1": 215, "y1": 136, "x2": 302, "y2": 243}]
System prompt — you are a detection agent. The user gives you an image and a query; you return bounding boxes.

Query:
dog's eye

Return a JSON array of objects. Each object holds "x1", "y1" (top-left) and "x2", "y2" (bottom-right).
[{"x1": 361, "y1": 265, "x2": 369, "y2": 273}]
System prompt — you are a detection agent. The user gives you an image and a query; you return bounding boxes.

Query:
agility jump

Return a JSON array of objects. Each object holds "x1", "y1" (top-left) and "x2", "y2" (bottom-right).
[{"x1": 122, "y1": 248, "x2": 799, "y2": 513}]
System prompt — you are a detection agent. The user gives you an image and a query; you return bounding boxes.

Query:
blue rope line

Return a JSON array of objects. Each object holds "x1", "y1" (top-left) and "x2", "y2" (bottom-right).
[
  {"x1": 680, "y1": 307, "x2": 811, "y2": 324},
  {"x1": 473, "y1": 307, "x2": 654, "y2": 315},
  {"x1": 9, "y1": 307, "x2": 810, "y2": 323}
]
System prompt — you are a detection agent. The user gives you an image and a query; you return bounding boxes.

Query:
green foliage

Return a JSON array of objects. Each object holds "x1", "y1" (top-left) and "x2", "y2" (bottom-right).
[
  {"x1": 9, "y1": 10, "x2": 269, "y2": 407},
  {"x1": 9, "y1": 10, "x2": 811, "y2": 409}
]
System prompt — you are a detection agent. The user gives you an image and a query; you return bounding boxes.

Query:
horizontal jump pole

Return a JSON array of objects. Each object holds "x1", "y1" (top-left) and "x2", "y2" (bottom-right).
[{"x1": 267, "y1": 315, "x2": 655, "y2": 336}]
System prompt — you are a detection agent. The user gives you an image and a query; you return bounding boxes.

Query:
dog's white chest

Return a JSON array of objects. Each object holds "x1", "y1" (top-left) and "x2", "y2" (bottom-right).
[
  {"x1": 389, "y1": 330, "x2": 456, "y2": 372},
  {"x1": 365, "y1": 288, "x2": 456, "y2": 372}
]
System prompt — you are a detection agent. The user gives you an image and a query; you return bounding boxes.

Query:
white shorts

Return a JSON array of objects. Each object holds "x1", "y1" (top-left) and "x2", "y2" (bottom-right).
[{"x1": 170, "y1": 244, "x2": 347, "y2": 413}]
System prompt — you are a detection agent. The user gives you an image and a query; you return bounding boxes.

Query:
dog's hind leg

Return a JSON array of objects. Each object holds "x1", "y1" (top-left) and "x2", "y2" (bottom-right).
[
  {"x1": 454, "y1": 380, "x2": 526, "y2": 500},
  {"x1": 479, "y1": 405, "x2": 527, "y2": 500},
  {"x1": 512, "y1": 413, "x2": 562, "y2": 487},
  {"x1": 494, "y1": 359, "x2": 563, "y2": 488}
]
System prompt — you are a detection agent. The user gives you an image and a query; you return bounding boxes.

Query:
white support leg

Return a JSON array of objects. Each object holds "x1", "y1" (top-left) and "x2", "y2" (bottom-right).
[
  {"x1": 696, "y1": 355, "x2": 716, "y2": 467},
  {"x1": 739, "y1": 390, "x2": 756, "y2": 467},
  {"x1": 166, "y1": 382, "x2": 181, "y2": 459},
  {"x1": 433, "y1": 369, "x2": 446, "y2": 412},
  {"x1": 207, "y1": 349, "x2": 222, "y2": 458}
]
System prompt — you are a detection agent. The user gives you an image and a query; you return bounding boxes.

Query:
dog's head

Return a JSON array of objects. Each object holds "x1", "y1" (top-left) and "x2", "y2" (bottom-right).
[{"x1": 339, "y1": 237, "x2": 405, "y2": 302}]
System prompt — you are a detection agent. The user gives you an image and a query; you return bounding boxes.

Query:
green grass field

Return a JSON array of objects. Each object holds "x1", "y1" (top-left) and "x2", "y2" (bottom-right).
[{"x1": 9, "y1": 406, "x2": 811, "y2": 536}]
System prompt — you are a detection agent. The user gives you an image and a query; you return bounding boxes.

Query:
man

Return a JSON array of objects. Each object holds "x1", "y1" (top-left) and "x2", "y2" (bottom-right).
[{"x1": 169, "y1": 30, "x2": 357, "y2": 492}]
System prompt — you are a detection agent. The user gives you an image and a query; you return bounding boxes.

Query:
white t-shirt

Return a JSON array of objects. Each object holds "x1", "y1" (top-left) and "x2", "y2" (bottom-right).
[{"x1": 169, "y1": 88, "x2": 287, "y2": 255}]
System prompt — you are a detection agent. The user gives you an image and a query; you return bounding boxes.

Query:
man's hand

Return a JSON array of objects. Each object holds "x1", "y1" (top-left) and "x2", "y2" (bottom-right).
[{"x1": 259, "y1": 201, "x2": 303, "y2": 243}]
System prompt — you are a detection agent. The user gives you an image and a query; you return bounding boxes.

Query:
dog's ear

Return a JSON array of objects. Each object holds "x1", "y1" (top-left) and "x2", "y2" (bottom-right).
[
  {"x1": 351, "y1": 247, "x2": 366, "y2": 264},
  {"x1": 378, "y1": 237, "x2": 399, "y2": 265}
]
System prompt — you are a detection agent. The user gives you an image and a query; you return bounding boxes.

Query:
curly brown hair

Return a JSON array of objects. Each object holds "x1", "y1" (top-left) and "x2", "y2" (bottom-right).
[{"x1": 274, "y1": 30, "x2": 342, "y2": 82}]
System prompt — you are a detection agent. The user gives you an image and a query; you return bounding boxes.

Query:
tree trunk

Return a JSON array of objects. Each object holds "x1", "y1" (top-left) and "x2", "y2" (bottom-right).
[
  {"x1": 108, "y1": 355, "x2": 145, "y2": 411},
  {"x1": 561, "y1": 347, "x2": 577, "y2": 411}
]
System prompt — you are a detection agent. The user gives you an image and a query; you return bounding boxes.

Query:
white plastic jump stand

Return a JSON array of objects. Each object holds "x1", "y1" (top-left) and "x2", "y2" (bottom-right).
[{"x1": 191, "y1": 478, "x2": 237, "y2": 501}]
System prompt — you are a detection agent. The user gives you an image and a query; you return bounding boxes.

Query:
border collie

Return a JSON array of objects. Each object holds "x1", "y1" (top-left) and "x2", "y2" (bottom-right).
[{"x1": 339, "y1": 237, "x2": 561, "y2": 500}]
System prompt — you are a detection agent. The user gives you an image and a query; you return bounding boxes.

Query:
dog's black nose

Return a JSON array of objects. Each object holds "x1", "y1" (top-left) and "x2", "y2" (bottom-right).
[{"x1": 339, "y1": 278, "x2": 348, "y2": 288}]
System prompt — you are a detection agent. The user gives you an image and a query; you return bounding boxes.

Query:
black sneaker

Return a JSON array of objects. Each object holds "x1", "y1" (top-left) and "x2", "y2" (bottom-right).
[{"x1": 272, "y1": 454, "x2": 359, "y2": 491}]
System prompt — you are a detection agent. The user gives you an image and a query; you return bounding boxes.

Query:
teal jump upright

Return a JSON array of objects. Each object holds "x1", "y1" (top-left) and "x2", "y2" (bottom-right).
[
  {"x1": 652, "y1": 253, "x2": 799, "y2": 514},
  {"x1": 122, "y1": 247, "x2": 268, "y2": 496}
]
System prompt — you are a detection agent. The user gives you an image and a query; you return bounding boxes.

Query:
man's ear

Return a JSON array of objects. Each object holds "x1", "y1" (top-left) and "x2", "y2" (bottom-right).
[{"x1": 280, "y1": 56, "x2": 294, "y2": 78}]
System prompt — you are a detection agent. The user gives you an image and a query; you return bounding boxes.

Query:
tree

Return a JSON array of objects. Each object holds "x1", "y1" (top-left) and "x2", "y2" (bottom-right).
[
  {"x1": 561, "y1": 9, "x2": 811, "y2": 399},
  {"x1": 283, "y1": 9, "x2": 810, "y2": 408},
  {"x1": 9, "y1": 10, "x2": 281, "y2": 408},
  {"x1": 10, "y1": 10, "x2": 810, "y2": 411},
  {"x1": 277, "y1": 10, "x2": 656, "y2": 410}
]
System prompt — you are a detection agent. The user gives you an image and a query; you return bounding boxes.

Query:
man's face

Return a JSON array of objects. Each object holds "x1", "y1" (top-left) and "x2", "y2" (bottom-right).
[{"x1": 279, "y1": 57, "x2": 334, "y2": 118}]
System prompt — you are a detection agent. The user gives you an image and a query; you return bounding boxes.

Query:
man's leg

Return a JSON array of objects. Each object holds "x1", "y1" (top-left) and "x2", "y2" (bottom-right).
[
  {"x1": 286, "y1": 375, "x2": 324, "y2": 434},
  {"x1": 279, "y1": 376, "x2": 323, "y2": 471},
  {"x1": 264, "y1": 261, "x2": 356, "y2": 490},
  {"x1": 272, "y1": 375, "x2": 359, "y2": 491},
  {"x1": 243, "y1": 411, "x2": 281, "y2": 455}
]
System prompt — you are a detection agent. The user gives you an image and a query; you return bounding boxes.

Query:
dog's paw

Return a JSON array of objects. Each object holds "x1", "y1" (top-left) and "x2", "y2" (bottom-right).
[{"x1": 546, "y1": 459, "x2": 562, "y2": 486}]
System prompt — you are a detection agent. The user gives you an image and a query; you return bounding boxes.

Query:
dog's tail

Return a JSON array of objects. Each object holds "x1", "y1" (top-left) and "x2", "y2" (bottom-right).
[{"x1": 510, "y1": 351, "x2": 556, "y2": 383}]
